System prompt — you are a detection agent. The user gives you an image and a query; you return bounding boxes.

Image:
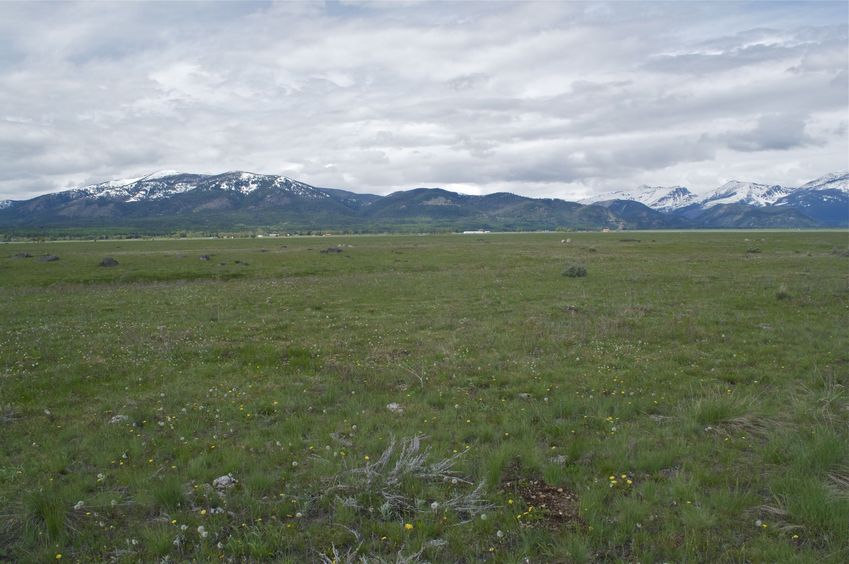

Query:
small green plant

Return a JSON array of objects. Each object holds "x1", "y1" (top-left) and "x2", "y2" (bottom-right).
[
  {"x1": 562, "y1": 264, "x2": 587, "y2": 278},
  {"x1": 24, "y1": 489, "x2": 67, "y2": 540},
  {"x1": 151, "y1": 476, "x2": 186, "y2": 511}
]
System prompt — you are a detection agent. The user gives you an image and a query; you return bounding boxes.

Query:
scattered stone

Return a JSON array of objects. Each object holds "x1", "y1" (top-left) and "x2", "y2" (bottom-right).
[
  {"x1": 200, "y1": 255, "x2": 211, "y2": 261},
  {"x1": 659, "y1": 466, "x2": 680, "y2": 479},
  {"x1": 39, "y1": 255, "x2": 60, "y2": 262},
  {"x1": 99, "y1": 257, "x2": 119, "y2": 267},
  {"x1": 109, "y1": 414, "x2": 128, "y2": 424},
  {"x1": 73, "y1": 501, "x2": 84, "y2": 511},
  {"x1": 517, "y1": 393, "x2": 532, "y2": 400},
  {"x1": 212, "y1": 474, "x2": 237, "y2": 489},
  {"x1": 330, "y1": 432, "x2": 353, "y2": 447},
  {"x1": 386, "y1": 402, "x2": 404, "y2": 414},
  {"x1": 320, "y1": 247, "x2": 343, "y2": 254},
  {"x1": 549, "y1": 455, "x2": 568, "y2": 466}
]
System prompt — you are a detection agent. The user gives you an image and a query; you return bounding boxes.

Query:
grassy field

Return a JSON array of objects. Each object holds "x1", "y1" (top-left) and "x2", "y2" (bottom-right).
[{"x1": 1, "y1": 231, "x2": 847, "y2": 562}]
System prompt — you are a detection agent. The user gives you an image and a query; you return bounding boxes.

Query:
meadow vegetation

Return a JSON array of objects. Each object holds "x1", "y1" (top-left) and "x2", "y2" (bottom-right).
[{"x1": 0, "y1": 231, "x2": 847, "y2": 562}]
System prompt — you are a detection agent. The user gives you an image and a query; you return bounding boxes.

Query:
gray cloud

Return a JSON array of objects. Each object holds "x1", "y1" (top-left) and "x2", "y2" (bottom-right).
[
  {"x1": 0, "y1": 1, "x2": 846, "y2": 201},
  {"x1": 726, "y1": 114, "x2": 820, "y2": 152}
]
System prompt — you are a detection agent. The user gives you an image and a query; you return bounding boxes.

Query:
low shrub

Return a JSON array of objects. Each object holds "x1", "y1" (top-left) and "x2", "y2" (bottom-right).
[{"x1": 562, "y1": 264, "x2": 587, "y2": 278}]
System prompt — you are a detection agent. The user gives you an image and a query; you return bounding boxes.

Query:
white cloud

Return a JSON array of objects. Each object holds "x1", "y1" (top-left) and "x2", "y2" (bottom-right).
[{"x1": 0, "y1": 1, "x2": 846, "y2": 201}]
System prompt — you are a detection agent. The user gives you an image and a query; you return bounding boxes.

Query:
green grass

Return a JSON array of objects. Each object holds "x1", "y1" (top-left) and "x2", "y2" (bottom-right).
[{"x1": 0, "y1": 231, "x2": 847, "y2": 562}]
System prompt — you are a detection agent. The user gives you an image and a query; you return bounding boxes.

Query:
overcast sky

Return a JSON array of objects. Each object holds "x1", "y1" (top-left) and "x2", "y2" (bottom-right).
[{"x1": 1, "y1": 1, "x2": 847, "y2": 201}]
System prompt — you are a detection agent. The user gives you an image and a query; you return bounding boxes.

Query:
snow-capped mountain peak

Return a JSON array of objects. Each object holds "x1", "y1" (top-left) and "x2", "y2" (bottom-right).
[
  {"x1": 59, "y1": 170, "x2": 332, "y2": 204},
  {"x1": 581, "y1": 184, "x2": 697, "y2": 211},
  {"x1": 798, "y1": 171, "x2": 849, "y2": 193},
  {"x1": 142, "y1": 169, "x2": 184, "y2": 180},
  {"x1": 580, "y1": 189, "x2": 635, "y2": 205},
  {"x1": 632, "y1": 185, "x2": 698, "y2": 211},
  {"x1": 699, "y1": 181, "x2": 791, "y2": 208}
]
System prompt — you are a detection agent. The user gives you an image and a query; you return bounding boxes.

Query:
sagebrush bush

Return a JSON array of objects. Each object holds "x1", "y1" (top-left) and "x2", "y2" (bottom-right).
[{"x1": 562, "y1": 263, "x2": 587, "y2": 278}]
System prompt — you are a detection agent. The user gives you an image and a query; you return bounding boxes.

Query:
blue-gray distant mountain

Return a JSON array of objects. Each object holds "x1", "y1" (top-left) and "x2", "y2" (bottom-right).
[
  {"x1": 0, "y1": 170, "x2": 845, "y2": 234},
  {"x1": 0, "y1": 171, "x2": 685, "y2": 233},
  {"x1": 583, "y1": 172, "x2": 848, "y2": 228},
  {"x1": 773, "y1": 172, "x2": 849, "y2": 227}
]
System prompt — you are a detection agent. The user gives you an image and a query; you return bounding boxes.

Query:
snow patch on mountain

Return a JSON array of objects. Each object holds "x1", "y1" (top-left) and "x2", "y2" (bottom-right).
[{"x1": 0, "y1": 199, "x2": 12, "y2": 209}]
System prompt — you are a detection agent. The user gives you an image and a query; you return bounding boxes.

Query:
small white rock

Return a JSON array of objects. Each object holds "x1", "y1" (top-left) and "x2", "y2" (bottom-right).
[
  {"x1": 212, "y1": 474, "x2": 237, "y2": 489},
  {"x1": 109, "y1": 414, "x2": 128, "y2": 424},
  {"x1": 386, "y1": 402, "x2": 404, "y2": 414}
]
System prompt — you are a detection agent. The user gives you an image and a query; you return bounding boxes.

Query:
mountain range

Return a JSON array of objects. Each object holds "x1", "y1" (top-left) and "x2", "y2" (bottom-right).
[{"x1": 0, "y1": 170, "x2": 846, "y2": 234}]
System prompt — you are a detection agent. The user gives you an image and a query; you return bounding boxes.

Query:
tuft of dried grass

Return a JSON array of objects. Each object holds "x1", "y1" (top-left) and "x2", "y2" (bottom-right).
[{"x1": 324, "y1": 435, "x2": 492, "y2": 523}]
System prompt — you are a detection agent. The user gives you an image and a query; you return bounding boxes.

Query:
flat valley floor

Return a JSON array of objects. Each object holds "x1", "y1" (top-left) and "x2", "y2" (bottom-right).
[{"x1": 1, "y1": 231, "x2": 847, "y2": 562}]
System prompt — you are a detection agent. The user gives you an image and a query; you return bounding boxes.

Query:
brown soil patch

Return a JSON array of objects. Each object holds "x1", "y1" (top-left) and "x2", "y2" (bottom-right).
[{"x1": 501, "y1": 460, "x2": 584, "y2": 530}]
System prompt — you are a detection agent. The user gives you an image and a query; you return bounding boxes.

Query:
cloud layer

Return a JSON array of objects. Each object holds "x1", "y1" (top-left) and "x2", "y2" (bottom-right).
[{"x1": 0, "y1": 1, "x2": 846, "y2": 200}]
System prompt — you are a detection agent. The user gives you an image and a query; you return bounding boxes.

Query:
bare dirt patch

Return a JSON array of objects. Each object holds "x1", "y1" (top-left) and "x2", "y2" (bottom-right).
[{"x1": 501, "y1": 460, "x2": 584, "y2": 530}]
